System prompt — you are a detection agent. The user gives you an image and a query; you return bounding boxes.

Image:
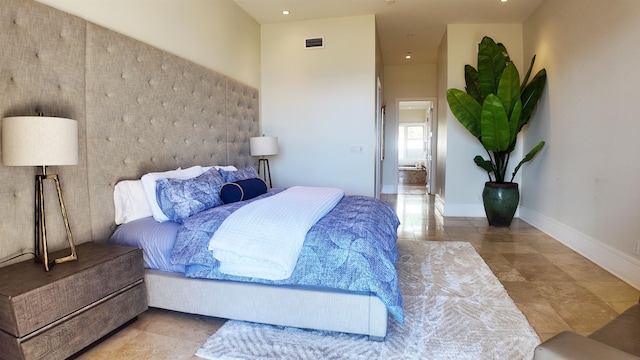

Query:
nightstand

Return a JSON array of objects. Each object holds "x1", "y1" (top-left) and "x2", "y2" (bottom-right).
[{"x1": 0, "y1": 242, "x2": 147, "y2": 360}]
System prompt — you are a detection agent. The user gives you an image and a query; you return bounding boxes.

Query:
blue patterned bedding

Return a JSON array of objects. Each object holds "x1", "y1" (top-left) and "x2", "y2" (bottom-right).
[{"x1": 170, "y1": 188, "x2": 404, "y2": 323}]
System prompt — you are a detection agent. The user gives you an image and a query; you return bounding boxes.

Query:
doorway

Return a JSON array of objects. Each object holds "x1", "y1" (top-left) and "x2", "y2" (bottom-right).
[{"x1": 397, "y1": 99, "x2": 434, "y2": 193}]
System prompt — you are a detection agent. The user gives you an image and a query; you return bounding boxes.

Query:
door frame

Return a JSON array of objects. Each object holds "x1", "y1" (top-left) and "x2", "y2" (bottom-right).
[{"x1": 394, "y1": 97, "x2": 437, "y2": 194}]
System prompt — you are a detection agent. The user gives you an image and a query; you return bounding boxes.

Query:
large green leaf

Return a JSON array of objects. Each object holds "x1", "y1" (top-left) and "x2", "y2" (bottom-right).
[
  {"x1": 521, "y1": 55, "x2": 536, "y2": 92},
  {"x1": 497, "y1": 43, "x2": 510, "y2": 63},
  {"x1": 478, "y1": 37, "x2": 507, "y2": 98},
  {"x1": 474, "y1": 155, "x2": 495, "y2": 181},
  {"x1": 464, "y1": 65, "x2": 482, "y2": 103},
  {"x1": 510, "y1": 141, "x2": 545, "y2": 182},
  {"x1": 450, "y1": 36, "x2": 547, "y2": 184},
  {"x1": 521, "y1": 69, "x2": 547, "y2": 125},
  {"x1": 480, "y1": 94, "x2": 510, "y2": 152},
  {"x1": 507, "y1": 99, "x2": 523, "y2": 153},
  {"x1": 447, "y1": 88, "x2": 482, "y2": 138},
  {"x1": 496, "y1": 62, "x2": 520, "y2": 116}
]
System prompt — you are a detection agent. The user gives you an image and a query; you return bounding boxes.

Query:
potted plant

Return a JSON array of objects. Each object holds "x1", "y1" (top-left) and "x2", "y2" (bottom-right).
[{"x1": 446, "y1": 36, "x2": 547, "y2": 227}]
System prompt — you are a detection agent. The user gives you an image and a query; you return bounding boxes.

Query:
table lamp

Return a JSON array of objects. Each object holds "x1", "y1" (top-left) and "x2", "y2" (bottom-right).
[
  {"x1": 2, "y1": 116, "x2": 79, "y2": 271},
  {"x1": 250, "y1": 135, "x2": 278, "y2": 188}
]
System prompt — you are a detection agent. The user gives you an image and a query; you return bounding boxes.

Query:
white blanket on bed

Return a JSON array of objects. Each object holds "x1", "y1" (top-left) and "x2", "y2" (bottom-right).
[{"x1": 208, "y1": 186, "x2": 344, "y2": 280}]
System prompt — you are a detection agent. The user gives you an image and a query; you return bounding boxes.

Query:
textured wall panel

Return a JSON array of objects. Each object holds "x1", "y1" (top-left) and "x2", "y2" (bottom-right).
[
  {"x1": 226, "y1": 78, "x2": 259, "y2": 168},
  {"x1": 0, "y1": 0, "x2": 259, "y2": 261},
  {"x1": 0, "y1": 0, "x2": 91, "y2": 262},
  {"x1": 85, "y1": 23, "x2": 258, "y2": 240}
]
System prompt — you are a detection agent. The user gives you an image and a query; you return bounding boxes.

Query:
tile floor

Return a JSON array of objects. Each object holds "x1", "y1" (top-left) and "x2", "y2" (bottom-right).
[{"x1": 75, "y1": 185, "x2": 639, "y2": 359}]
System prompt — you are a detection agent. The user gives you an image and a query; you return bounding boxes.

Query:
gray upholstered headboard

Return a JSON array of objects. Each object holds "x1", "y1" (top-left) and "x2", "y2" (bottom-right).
[
  {"x1": 0, "y1": 0, "x2": 258, "y2": 262},
  {"x1": 84, "y1": 23, "x2": 259, "y2": 240}
]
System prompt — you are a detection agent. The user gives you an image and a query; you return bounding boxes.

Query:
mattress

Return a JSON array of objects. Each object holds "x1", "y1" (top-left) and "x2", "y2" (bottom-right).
[{"x1": 109, "y1": 189, "x2": 403, "y2": 322}]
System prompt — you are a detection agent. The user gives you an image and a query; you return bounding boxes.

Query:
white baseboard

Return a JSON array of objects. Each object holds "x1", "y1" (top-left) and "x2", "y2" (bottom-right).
[{"x1": 519, "y1": 206, "x2": 640, "y2": 290}]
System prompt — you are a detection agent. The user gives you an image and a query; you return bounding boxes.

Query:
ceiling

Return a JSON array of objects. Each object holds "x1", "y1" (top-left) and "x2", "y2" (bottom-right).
[{"x1": 233, "y1": 0, "x2": 544, "y2": 65}]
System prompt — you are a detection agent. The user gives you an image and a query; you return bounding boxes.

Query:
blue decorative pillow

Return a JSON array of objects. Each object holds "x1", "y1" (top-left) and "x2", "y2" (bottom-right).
[
  {"x1": 219, "y1": 166, "x2": 260, "y2": 182},
  {"x1": 156, "y1": 168, "x2": 225, "y2": 222},
  {"x1": 219, "y1": 178, "x2": 268, "y2": 204}
]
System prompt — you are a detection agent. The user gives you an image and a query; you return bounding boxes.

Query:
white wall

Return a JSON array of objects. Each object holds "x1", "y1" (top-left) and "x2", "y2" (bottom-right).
[
  {"x1": 261, "y1": 15, "x2": 377, "y2": 196},
  {"x1": 399, "y1": 109, "x2": 427, "y2": 123},
  {"x1": 443, "y1": 24, "x2": 524, "y2": 216},
  {"x1": 521, "y1": 0, "x2": 640, "y2": 288},
  {"x1": 382, "y1": 64, "x2": 437, "y2": 193},
  {"x1": 435, "y1": 31, "x2": 448, "y2": 204},
  {"x1": 35, "y1": 0, "x2": 261, "y2": 88}
]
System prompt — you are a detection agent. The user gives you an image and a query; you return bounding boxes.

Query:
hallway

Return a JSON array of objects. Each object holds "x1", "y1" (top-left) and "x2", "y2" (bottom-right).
[{"x1": 381, "y1": 185, "x2": 640, "y2": 341}]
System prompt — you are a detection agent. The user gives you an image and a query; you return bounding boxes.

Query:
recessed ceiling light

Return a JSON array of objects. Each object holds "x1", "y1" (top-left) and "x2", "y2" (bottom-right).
[
  {"x1": 282, "y1": 10, "x2": 290, "y2": 15},
  {"x1": 405, "y1": 54, "x2": 412, "y2": 59},
  {"x1": 501, "y1": 0, "x2": 508, "y2": 2}
]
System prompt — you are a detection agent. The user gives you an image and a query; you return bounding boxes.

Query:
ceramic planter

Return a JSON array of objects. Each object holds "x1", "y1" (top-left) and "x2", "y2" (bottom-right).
[{"x1": 482, "y1": 182, "x2": 519, "y2": 227}]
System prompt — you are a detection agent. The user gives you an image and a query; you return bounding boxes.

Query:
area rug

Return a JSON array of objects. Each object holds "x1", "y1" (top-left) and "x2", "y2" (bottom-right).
[{"x1": 196, "y1": 241, "x2": 540, "y2": 359}]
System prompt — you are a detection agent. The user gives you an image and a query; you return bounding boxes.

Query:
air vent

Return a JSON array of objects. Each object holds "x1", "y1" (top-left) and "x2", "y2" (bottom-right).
[{"x1": 305, "y1": 37, "x2": 324, "y2": 49}]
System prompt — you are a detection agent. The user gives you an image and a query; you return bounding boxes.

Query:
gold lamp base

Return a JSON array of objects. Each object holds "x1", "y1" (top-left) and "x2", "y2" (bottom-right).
[
  {"x1": 257, "y1": 158, "x2": 273, "y2": 188},
  {"x1": 35, "y1": 167, "x2": 77, "y2": 271}
]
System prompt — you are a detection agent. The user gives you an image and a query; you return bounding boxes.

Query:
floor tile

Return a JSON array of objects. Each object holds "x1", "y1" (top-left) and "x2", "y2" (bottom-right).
[
  {"x1": 515, "y1": 302, "x2": 572, "y2": 334},
  {"x1": 551, "y1": 302, "x2": 618, "y2": 334},
  {"x1": 532, "y1": 281, "x2": 603, "y2": 304},
  {"x1": 579, "y1": 281, "x2": 640, "y2": 303},
  {"x1": 501, "y1": 281, "x2": 548, "y2": 304}
]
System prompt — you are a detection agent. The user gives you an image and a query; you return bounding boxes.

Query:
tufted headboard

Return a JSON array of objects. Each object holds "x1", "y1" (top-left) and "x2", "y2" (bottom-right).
[
  {"x1": 85, "y1": 23, "x2": 258, "y2": 240},
  {"x1": 0, "y1": 0, "x2": 259, "y2": 262}
]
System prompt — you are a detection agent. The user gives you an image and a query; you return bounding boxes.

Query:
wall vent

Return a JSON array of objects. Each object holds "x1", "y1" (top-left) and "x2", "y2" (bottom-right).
[{"x1": 305, "y1": 37, "x2": 324, "y2": 49}]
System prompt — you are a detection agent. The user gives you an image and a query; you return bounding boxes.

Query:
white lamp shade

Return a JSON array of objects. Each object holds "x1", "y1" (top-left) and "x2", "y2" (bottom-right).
[
  {"x1": 2, "y1": 116, "x2": 78, "y2": 166},
  {"x1": 250, "y1": 136, "x2": 279, "y2": 156}
]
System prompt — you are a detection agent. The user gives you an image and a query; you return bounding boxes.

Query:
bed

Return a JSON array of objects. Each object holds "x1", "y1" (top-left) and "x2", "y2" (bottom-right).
[
  {"x1": 1, "y1": 3, "x2": 405, "y2": 340},
  {"x1": 108, "y1": 165, "x2": 403, "y2": 340}
]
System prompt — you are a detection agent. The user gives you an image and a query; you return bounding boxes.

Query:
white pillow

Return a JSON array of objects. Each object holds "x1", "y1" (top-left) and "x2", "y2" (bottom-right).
[
  {"x1": 113, "y1": 180, "x2": 153, "y2": 225},
  {"x1": 141, "y1": 166, "x2": 204, "y2": 222},
  {"x1": 202, "y1": 165, "x2": 238, "y2": 172}
]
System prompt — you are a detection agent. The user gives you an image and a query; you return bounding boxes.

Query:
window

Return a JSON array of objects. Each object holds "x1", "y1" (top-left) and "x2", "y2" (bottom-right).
[{"x1": 398, "y1": 124, "x2": 425, "y2": 163}]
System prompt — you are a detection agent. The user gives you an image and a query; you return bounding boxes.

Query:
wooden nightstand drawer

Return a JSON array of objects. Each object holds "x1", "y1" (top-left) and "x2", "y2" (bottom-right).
[
  {"x1": 0, "y1": 242, "x2": 146, "y2": 360},
  {"x1": 0, "y1": 282, "x2": 146, "y2": 360}
]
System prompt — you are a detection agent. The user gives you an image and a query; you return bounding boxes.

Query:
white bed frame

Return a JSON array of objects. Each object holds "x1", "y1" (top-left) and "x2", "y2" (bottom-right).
[{"x1": 144, "y1": 269, "x2": 389, "y2": 340}]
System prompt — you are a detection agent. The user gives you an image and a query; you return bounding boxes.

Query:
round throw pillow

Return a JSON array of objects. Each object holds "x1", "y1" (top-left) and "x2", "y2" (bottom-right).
[{"x1": 219, "y1": 178, "x2": 268, "y2": 204}]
